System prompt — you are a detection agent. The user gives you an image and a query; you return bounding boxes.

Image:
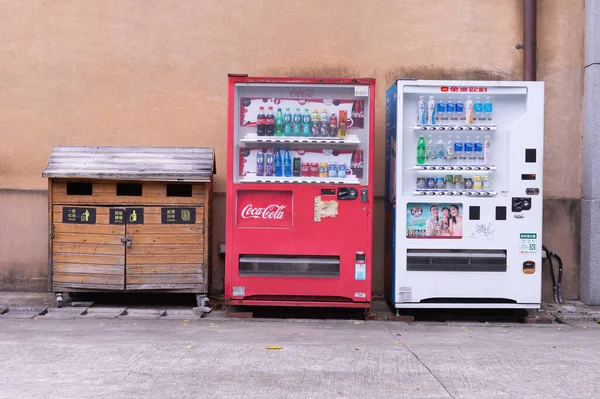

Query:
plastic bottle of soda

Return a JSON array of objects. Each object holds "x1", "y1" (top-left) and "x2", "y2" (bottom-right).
[
  {"x1": 283, "y1": 108, "x2": 292, "y2": 136},
  {"x1": 256, "y1": 106, "x2": 266, "y2": 136},
  {"x1": 446, "y1": 98, "x2": 456, "y2": 122},
  {"x1": 329, "y1": 113, "x2": 338, "y2": 138},
  {"x1": 283, "y1": 148, "x2": 292, "y2": 177},
  {"x1": 275, "y1": 108, "x2": 284, "y2": 136},
  {"x1": 256, "y1": 150, "x2": 265, "y2": 176},
  {"x1": 464, "y1": 97, "x2": 474, "y2": 125},
  {"x1": 320, "y1": 108, "x2": 329, "y2": 136},
  {"x1": 265, "y1": 148, "x2": 275, "y2": 176},
  {"x1": 417, "y1": 135, "x2": 426, "y2": 165},
  {"x1": 265, "y1": 107, "x2": 275, "y2": 136},
  {"x1": 310, "y1": 108, "x2": 320, "y2": 136},
  {"x1": 427, "y1": 96, "x2": 436, "y2": 125},
  {"x1": 274, "y1": 148, "x2": 283, "y2": 176},
  {"x1": 338, "y1": 110, "x2": 348, "y2": 139},
  {"x1": 302, "y1": 109, "x2": 311, "y2": 137},
  {"x1": 293, "y1": 108, "x2": 302, "y2": 136}
]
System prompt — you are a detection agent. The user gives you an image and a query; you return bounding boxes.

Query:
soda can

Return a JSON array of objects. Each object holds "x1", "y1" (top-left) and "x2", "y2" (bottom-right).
[
  {"x1": 293, "y1": 157, "x2": 301, "y2": 177},
  {"x1": 416, "y1": 177, "x2": 426, "y2": 190},
  {"x1": 337, "y1": 163, "x2": 347, "y2": 178},
  {"x1": 483, "y1": 175, "x2": 492, "y2": 190},
  {"x1": 301, "y1": 162, "x2": 310, "y2": 177},
  {"x1": 328, "y1": 162, "x2": 338, "y2": 178},
  {"x1": 319, "y1": 162, "x2": 328, "y2": 177},
  {"x1": 426, "y1": 177, "x2": 435, "y2": 190},
  {"x1": 408, "y1": 229, "x2": 414, "y2": 237},
  {"x1": 445, "y1": 175, "x2": 454, "y2": 190},
  {"x1": 473, "y1": 175, "x2": 482, "y2": 190},
  {"x1": 435, "y1": 177, "x2": 445, "y2": 190},
  {"x1": 454, "y1": 174, "x2": 463, "y2": 190},
  {"x1": 310, "y1": 162, "x2": 319, "y2": 177},
  {"x1": 464, "y1": 177, "x2": 474, "y2": 190}
]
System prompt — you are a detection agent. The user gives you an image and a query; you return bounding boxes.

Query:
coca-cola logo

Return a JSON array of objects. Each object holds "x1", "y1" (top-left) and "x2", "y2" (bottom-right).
[
  {"x1": 289, "y1": 89, "x2": 314, "y2": 98},
  {"x1": 241, "y1": 204, "x2": 286, "y2": 220}
]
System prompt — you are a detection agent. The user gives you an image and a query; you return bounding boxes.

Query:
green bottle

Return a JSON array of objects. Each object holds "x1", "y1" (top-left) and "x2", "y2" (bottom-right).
[
  {"x1": 275, "y1": 108, "x2": 284, "y2": 136},
  {"x1": 417, "y1": 135, "x2": 426, "y2": 165}
]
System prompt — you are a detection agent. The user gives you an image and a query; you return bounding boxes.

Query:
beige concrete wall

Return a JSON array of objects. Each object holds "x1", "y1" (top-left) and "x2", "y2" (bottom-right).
[{"x1": 0, "y1": 1, "x2": 585, "y2": 298}]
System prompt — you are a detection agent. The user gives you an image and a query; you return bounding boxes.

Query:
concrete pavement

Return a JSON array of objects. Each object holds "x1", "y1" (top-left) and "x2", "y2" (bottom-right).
[{"x1": 1, "y1": 316, "x2": 599, "y2": 399}]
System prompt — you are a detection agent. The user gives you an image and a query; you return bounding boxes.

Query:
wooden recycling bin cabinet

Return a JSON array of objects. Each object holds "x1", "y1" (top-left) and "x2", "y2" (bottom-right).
[{"x1": 42, "y1": 146, "x2": 215, "y2": 308}]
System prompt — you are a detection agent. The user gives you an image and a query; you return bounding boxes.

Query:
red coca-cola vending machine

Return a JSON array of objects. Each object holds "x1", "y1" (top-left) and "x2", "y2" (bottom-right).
[{"x1": 225, "y1": 75, "x2": 375, "y2": 308}]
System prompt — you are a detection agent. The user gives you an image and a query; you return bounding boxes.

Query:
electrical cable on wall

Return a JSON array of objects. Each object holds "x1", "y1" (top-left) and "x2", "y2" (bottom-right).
[{"x1": 542, "y1": 245, "x2": 563, "y2": 303}]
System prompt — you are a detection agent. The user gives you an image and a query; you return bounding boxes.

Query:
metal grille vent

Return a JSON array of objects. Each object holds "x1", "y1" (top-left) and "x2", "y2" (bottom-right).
[
  {"x1": 407, "y1": 250, "x2": 507, "y2": 272},
  {"x1": 239, "y1": 255, "x2": 340, "y2": 278}
]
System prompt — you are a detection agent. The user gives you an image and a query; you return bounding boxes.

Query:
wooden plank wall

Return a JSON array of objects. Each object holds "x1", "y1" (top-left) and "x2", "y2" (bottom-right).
[
  {"x1": 125, "y1": 206, "x2": 205, "y2": 292},
  {"x1": 50, "y1": 180, "x2": 209, "y2": 293},
  {"x1": 52, "y1": 206, "x2": 125, "y2": 291},
  {"x1": 52, "y1": 181, "x2": 205, "y2": 206}
]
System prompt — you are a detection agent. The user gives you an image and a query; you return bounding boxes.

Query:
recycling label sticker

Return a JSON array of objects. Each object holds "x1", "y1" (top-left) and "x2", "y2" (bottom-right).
[{"x1": 520, "y1": 233, "x2": 537, "y2": 254}]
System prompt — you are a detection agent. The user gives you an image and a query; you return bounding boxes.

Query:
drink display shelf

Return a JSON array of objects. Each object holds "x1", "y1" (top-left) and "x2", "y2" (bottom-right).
[
  {"x1": 413, "y1": 190, "x2": 497, "y2": 197},
  {"x1": 413, "y1": 164, "x2": 497, "y2": 171},
  {"x1": 412, "y1": 124, "x2": 497, "y2": 132},
  {"x1": 240, "y1": 134, "x2": 361, "y2": 145},
  {"x1": 240, "y1": 175, "x2": 360, "y2": 185}
]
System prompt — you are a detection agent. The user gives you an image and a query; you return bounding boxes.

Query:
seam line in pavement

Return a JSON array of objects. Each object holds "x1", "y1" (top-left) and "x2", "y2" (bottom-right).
[{"x1": 385, "y1": 327, "x2": 455, "y2": 399}]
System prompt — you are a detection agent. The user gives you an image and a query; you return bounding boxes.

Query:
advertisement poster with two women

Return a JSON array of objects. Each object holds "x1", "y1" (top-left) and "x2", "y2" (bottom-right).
[{"x1": 406, "y1": 203, "x2": 463, "y2": 238}]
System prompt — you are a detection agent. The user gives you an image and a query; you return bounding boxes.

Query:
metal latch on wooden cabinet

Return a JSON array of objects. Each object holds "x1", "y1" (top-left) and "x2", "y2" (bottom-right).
[
  {"x1": 50, "y1": 224, "x2": 55, "y2": 239},
  {"x1": 120, "y1": 237, "x2": 132, "y2": 248},
  {"x1": 200, "y1": 221, "x2": 204, "y2": 234}
]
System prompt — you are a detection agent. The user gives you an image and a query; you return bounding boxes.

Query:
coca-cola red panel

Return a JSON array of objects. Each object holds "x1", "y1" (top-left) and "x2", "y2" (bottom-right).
[{"x1": 236, "y1": 190, "x2": 293, "y2": 228}]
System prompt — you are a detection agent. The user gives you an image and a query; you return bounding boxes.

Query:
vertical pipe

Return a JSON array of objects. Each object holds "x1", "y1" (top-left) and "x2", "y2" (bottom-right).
[{"x1": 523, "y1": 0, "x2": 537, "y2": 81}]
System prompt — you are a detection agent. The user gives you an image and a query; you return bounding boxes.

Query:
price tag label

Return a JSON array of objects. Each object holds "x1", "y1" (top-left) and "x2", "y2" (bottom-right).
[
  {"x1": 519, "y1": 233, "x2": 537, "y2": 254},
  {"x1": 354, "y1": 86, "x2": 369, "y2": 97}
]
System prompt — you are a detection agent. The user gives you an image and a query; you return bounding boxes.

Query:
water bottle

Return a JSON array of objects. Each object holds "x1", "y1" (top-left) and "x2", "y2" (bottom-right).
[
  {"x1": 474, "y1": 97, "x2": 483, "y2": 123},
  {"x1": 417, "y1": 95, "x2": 427, "y2": 124},
  {"x1": 464, "y1": 135, "x2": 474, "y2": 162},
  {"x1": 446, "y1": 135, "x2": 454, "y2": 162},
  {"x1": 446, "y1": 98, "x2": 456, "y2": 122},
  {"x1": 427, "y1": 96, "x2": 436, "y2": 125},
  {"x1": 436, "y1": 98, "x2": 446, "y2": 122},
  {"x1": 283, "y1": 148, "x2": 292, "y2": 177},
  {"x1": 435, "y1": 136, "x2": 445, "y2": 165},
  {"x1": 474, "y1": 136, "x2": 484, "y2": 164},
  {"x1": 454, "y1": 135, "x2": 464, "y2": 161},
  {"x1": 283, "y1": 108, "x2": 292, "y2": 136},
  {"x1": 292, "y1": 108, "x2": 302, "y2": 136},
  {"x1": 274, "y1": 148, "x2": 283, "y2": 176},
  {"x1": 426, "y1": 135, "x2": 435, "y2": 164},
  {"x1": 484, "y1": 96, "x2": 493, "y2": 122},
  {"x1": 484, "y1": 135, "x2": 493, "y2": 165},
  {"x1": 302, "y1": 109, "x2": 311, "y2": 137},
  {"x1": 455, "y1": 98, "x2": 465, "y2": 124}
]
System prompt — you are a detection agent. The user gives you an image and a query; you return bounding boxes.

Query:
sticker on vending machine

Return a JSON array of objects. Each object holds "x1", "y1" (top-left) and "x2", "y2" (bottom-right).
[
  {"x1": 519, "y1": 233, "x2": 538, "y2": 254},
  {"x1": 354, "y1": 263, "x2": 366, "y2": 280}
]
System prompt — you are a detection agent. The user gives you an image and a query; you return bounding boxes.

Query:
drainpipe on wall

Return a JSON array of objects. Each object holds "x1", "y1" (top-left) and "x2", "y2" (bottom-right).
[{"x1": 523, "y1": 0, "x2": 537, "y2": 81}]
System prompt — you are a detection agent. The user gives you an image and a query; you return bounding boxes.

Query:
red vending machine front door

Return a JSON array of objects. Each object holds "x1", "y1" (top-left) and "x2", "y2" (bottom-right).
[{"x1": 225, "y1": 76, "x2": 375, "y2": 308}]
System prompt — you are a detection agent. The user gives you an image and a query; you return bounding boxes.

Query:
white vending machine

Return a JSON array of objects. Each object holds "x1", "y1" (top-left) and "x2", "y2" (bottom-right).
[{"x1": 385, "y1": 80, "x2": 544, "y2": 309}]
